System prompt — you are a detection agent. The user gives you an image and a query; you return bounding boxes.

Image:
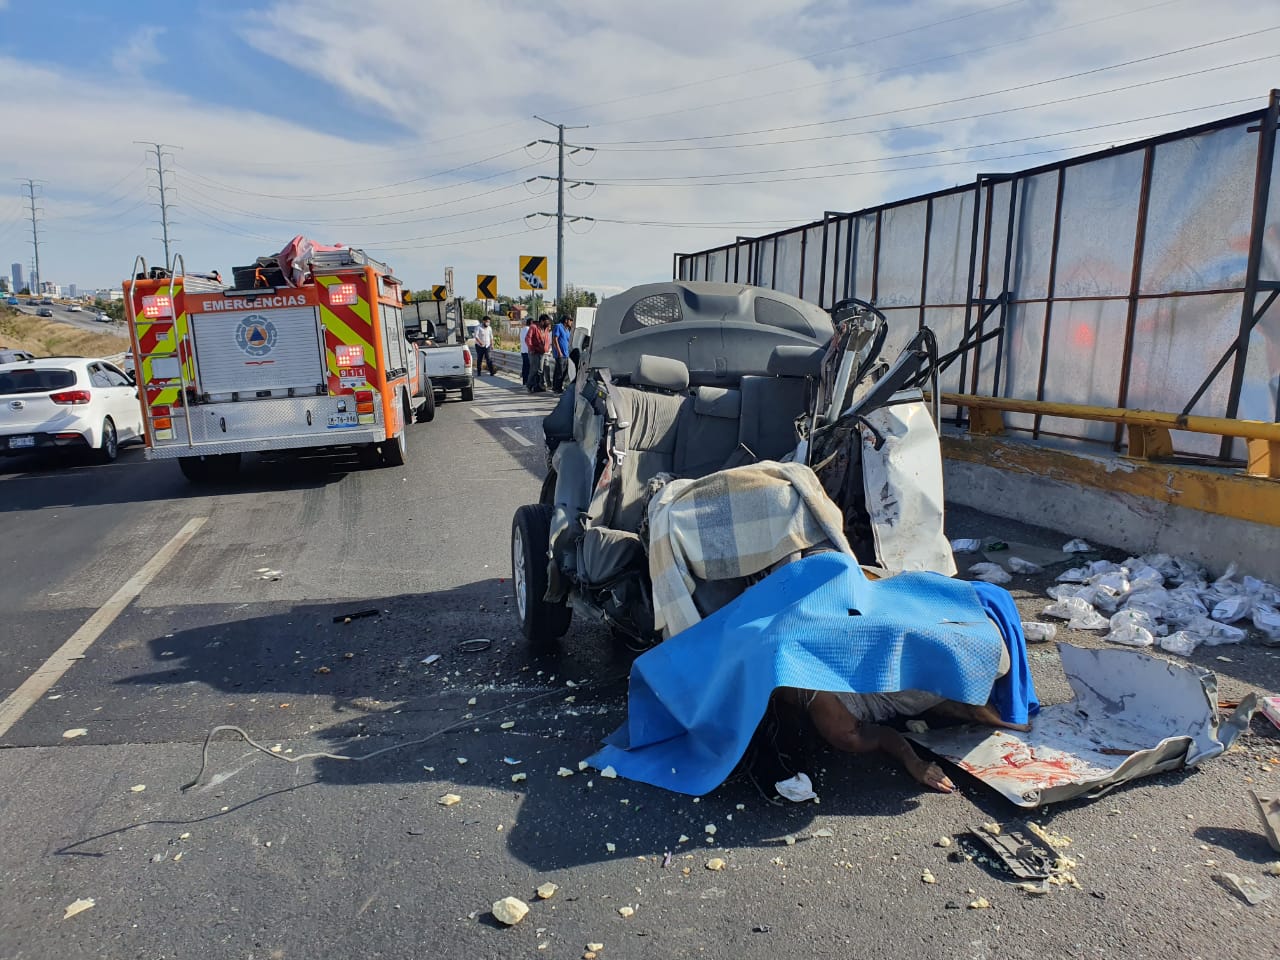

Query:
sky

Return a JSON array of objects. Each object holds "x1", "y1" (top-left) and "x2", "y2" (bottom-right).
[{"x1": 0, "y1": 0, "x2": 1275, "y2": 298}]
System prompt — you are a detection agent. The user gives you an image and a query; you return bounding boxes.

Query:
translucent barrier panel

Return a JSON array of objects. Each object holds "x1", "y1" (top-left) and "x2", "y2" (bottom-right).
[
  {"x1": 1001, "y1": 301, "x2": 1047, "y2": 432},
  {"x1": 924, "y1": 306, "x2": 970, "y2": 414},
  {"x1": 802, "y1": 224, "x2": 824, "y2": 304},
  {"x1": 773, "y1": 231, "x2": 803, "y2": 297},
  {"x1": 1126, "y1": 293, "x2": 1243, "y2": 457},
  {"x1": 677, "y1": 257, "x2": 692, "y2": 281},
  {"x1": 1142, "y1": 124, "x2": 1256, "y2": 294},
  {"x1": 825, "y1": 217, "x2": 848, "y2": 306},
  {"x1": 980, "y1": 179, "x2": 1016, "y2": 294},
  {"x1": 876, "y1": 201, "x2": 929, "y2": 307},
  {"x1": 1259, "y1": 142, "x2": 1280, "y2": 283},
  {"x1": 879, "y1": 306, "x2": 920, "y2": 368},
  {"x1": 1054, "y1": 150, "x2": 1145, "y2": 298},
  {"x1": 851, "y1": 214, "x2": 878, "y2": 301},
  {"x1": 1038, "y1": 298, "x2": 1128, "y2": 443},
  {"x1": 1011, "y1": 171, "x2": 1060, "y2": 301},
  {"x1": 708, "y1": 248, "x2": 728, "y2": 283},
  {"x1": 734, "y1": 242, "x2": 751, "y2": 283},
  {"x1": 1237, "y1": 293, "x2": 1279, "y2": 424},
  {"x1": 925, "y1": 190, "x2": 975, "y2": 306},
  {"x1": 756, "y1": 238, "x2": 775, "y2": 287}
]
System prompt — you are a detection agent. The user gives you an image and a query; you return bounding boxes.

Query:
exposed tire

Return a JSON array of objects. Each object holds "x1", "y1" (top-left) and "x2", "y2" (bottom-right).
[
  {"x1": 179, "y1": 456, "x2": 211, "y2": 483},
  {"x1": 512, "y1": 504, "x2": 572, "y2": 650},
  {"x1": 460, "y1": 384, "x2": 474, "y2": 402},
  {"x1": 96, "y1": 418, "x2": 118, "y2": 463},
  {"x1": 357, "y1": 443, "x2": 382, "y2": 468},
  {"x1": 416, "y1": 378, "x2": 436, "y2": 423},
  {"x1": 382, "y1": 424, "x2": 407, "y2": 467},
  {"x1": 539, "y1": 469, "x2": 558, "y2": 506}
]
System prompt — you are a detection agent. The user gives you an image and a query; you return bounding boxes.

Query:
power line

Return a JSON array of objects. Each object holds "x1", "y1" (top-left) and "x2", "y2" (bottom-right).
[
  {"x1": 587, "y1": 97, "x2": 1258, "y2": 185},
  {"x1": 589, "y1": 54, "x2": 1277, "y2": 153},
  {"x1": 532, "y1": 116, "x2": 592, "y2": 311},
  {"x1": 585, "y1": 14, "x2": 1270, "y2": 140}
]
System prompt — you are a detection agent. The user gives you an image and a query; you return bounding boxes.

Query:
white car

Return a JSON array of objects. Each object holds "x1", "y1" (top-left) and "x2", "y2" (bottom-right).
[
  {"x1": 67, "y1": 305, "x2": 84, "y2": 312},
  {"x1": 0, "y1": 357, "x2": 144, "y2": 462}
]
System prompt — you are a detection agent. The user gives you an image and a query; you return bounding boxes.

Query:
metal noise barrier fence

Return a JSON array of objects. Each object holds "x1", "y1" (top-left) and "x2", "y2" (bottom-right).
[{"x1": 674, "y1": 91, "x2": 1280, "y2": 464}]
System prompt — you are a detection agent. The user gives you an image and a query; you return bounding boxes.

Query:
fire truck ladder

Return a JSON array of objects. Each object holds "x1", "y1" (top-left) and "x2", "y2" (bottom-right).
[{"x1": 127, "y1": 254, "x2": 197, "y2": 447}]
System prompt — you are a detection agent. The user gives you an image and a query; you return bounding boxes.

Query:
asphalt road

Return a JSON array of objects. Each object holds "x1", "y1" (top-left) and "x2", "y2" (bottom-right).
[{"x1": 0, "y1": 372, "x2": 1277, "y2": 960}]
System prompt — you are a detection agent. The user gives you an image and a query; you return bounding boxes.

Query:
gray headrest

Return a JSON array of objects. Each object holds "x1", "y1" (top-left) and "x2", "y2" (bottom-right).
[
  {"x1": 633, "y1": 354, "x2": 690, "y2": 393},
  {"x1": 693, "y1": 386, "x2": 741, "y2": 419},
  {"x1": 767, "y1": 344, "x2": 826, "y2": 378}
]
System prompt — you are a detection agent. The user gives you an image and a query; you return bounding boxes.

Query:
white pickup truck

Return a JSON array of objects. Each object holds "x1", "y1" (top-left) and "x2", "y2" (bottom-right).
[{"x1": 404, "y1": 297, "x2": 474, "y2": 402}]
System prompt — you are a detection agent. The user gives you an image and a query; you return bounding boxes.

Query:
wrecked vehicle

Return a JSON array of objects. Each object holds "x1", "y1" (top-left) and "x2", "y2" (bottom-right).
[{"x1": 509, "y1": 281, "x2": 952, "y2": 650}]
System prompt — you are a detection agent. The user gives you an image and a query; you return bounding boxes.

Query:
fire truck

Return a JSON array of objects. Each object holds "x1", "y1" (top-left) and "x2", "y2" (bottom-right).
[{"x1": 123, "y1": 245, "x2": 433, "y2": 483}]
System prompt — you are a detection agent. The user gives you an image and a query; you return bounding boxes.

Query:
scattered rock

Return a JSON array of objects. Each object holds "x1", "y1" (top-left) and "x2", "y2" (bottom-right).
[
  {"x1": 600, "y1": 766, "x2": 618, "y2": 779},
  {"x1": 492, "y1": 896, "x2": 530, "y2": 925},
  {"x1": 438, "y1": 794, "x2": 462, "y2": 806},
  {"x1": 500, "y1": 721, "x2": 516, "y2": 730},
  {"x1": 511, "y1": 773, "x2": 527, "y2": 783},
  {"x1": 606, "y1": 843, "x2": 616, "y2": 853},
  {"x1": 812, "y1": 828, "x2": 834, "y2": 838},
  {"x1": 63, "y1": 898, "x2": 95, "y2": 920},
  {"x1": 178, "y1": 833, "x2": 190, "y2": 840},
  {"x1": 783, "y1": 835, "x2": 797, "y2": 846},
  {"x1": 456, "y1": 757, "x2": 468, "y2": 765},
  {"x1": 617, "y1": 906, "x2": 635, "y2": 918},
  {"x1": 968, "y1": 897, "x2": 991, "y2": 910},
  {"x1": 314, "y1": 665, "x2": 331, "y2": 675},
  {"x1": 172, "y1": 852, "x2": 183, "y2": 862},
  {"x1": 587, "y1": 944, "x2": 604, "y2": 952},
  {"x1": 62, "y1": 728, "x2": 88, "y2": 740},
  {"x1": 557, "y1": 767, "x2": 574, "y2": 777},
  {"x1": 980, "y1": 822, "x2": 1001, "y2": 836},
  {"x1": 706, "y1": 858, "x2": 726, "y2": 871},
  {"x1": 1264, "y1": 862, "x2": 1280, "y2": 877},
  {"x1": 677, "y1": 835, "x2": 689, "y2": 844},
  {"x1": 129, "y1": 784, "x2": 146, "y2": 793},
  {"x1": 343, "y1": 652, "x2": 354, "y2": 659},
  {"x1": 921, "y1": 869, "x2": 937, "y2": 884},
  {"x1": 578, "y1": 761, "x2": 589, "y2": 771},
  {"x1": 936, "y1": 836, "x2": 953, "y2": 848},
  {"x1": 704, "y1": 824, "x2": 717, "y2": 836},
  {"x1": 536, "y1": 883, "x2": 559, "y2": 900}
]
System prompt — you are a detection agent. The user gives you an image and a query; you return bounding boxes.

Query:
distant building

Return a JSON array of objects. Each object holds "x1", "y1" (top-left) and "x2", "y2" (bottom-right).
[
  {"x1": 0, "y1": 276, "x2": 10, "y2": 294},
  {"x1": 40, "y1": 280, "x2": 60, "y2": 297},
  {"x1": 10, "y1": 263, "x2": 23, "y2": 292},
  {"x1": 105, "y1": 289, "x2": 124, "y2": 301},
  {"x1": 68, "y1": 283, "x2": 77, "y2": 298}
]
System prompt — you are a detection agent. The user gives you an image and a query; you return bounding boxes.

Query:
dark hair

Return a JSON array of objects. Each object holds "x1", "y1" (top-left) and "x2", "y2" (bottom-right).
[{"x1": 537, "y1": 313, "x2": 550, "y2": 323}]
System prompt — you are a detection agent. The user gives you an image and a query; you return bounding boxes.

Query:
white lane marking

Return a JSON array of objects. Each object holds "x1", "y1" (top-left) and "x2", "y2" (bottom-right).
[
  {"x1": 471, "y1": 404, "x2": 490, "y2": 419},
  {"x1": 0, "y1": 516, "x2": 208, "y2": 738},
  {"x1": 500, "y1": 426, "x2": 534, "y2": 447}
]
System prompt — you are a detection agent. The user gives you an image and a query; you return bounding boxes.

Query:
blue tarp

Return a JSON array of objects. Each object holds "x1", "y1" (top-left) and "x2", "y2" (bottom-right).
[{"x1": 590, "y1": 552, "x2": 1033, "y2": 796}]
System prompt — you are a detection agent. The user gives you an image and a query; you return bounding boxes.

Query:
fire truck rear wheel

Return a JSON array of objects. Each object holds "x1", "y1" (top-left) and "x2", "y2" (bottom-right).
[{"x1": 178, "y1": 453, "x2": 240, "y2": 484}]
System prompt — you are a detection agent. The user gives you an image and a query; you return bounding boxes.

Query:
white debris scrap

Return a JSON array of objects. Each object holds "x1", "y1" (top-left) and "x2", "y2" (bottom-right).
[
  {"x1": 969, "y1": 562, "x2": 1012, "y2": 585},
  {"x1": 1022, "y1": 622, "x2": 1057, "y2": 643},
  {"x1": 557, "y1": 767, "x2": 575, "y2": 778},
  {"x1": 1062, "y1": 538, "x2": 1093, "y2": 553},
  {"x1": 62, "y1": 898, "x2": 95, "y2": 920},
  {"x1": 1042, "y1": 596, "x2": 1109, "y2": 631},
  {"x1": 62, "y1": 728, "x2": 88, "y2": 739},
  {"x1": 600, "y1": 766, "x2": 618, "y2": 779},
  {"x1": 492, "y1": 896, "x2": 530, "y2": 925},
  {"x1": 950, "y1": 538, "x2": 982, "y2": 554},
  {"x1": 438, "y1": 794, "x2": 462, "y2": 806},
  {"x1": 775, "y1": 772, "x2": 818, "y2": 803}
]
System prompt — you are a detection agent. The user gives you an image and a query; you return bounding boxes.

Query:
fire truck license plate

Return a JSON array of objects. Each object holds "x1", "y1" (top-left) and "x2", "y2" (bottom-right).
[{"x1": 327, "y1": 413, "x2": 359, "y2": 429}]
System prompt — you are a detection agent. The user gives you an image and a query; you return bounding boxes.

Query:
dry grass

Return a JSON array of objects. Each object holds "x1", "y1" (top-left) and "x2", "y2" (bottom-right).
[{"x1": 0, "y1": 308, "x2": 130, "y2": 360}]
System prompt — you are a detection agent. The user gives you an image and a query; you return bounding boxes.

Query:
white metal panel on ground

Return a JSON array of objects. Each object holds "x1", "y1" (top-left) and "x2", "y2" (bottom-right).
[
  {"x1": 190, "y1": 306, "x2": 324, "y2": 396},
  {"x1": 907, "y1": 644, "x2": 1256, "y2": 807}
]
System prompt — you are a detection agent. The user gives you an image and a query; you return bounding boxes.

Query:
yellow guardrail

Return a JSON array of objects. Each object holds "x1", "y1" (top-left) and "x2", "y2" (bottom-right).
[{"x1": 940, "y1": 393, "x2": 1280, "y2": 479}]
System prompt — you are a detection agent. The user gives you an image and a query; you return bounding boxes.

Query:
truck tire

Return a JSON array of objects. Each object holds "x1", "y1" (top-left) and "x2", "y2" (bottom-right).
[
  {"x1": 512, "y1": 504, "x2": 572, "y2": 650},
  {"x1": 416, "y1": 379, "x2": 436, "y2": 423},
  {"x1": 179, "y1": 453, "x2": 240, "y2": 484},
  {"x1": 460, "y1": 384, "x2": 474, "y2": 402}
]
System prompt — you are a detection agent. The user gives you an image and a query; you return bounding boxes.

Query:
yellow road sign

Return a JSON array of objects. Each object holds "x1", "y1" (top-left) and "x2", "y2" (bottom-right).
[
  {"x1": 519, "y1": 255, "x2": 547, "y2": 291},
  {"x1": 477, "y1": 274, "x2": 497, "y2": 300},
  {"x1": 430, "y1": 284, "x2": 448, "y2": 301}
]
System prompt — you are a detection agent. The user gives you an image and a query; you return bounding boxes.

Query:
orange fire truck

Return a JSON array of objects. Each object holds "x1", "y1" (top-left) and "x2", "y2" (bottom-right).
[{"x1": 123, "y1": 246, "x2": 433, "y2": 482}]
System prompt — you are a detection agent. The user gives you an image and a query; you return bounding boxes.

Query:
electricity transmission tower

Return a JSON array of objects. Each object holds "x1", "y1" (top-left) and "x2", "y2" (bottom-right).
[
  {"x1": 530, "y1": 117, "x2": 595, "y2": 313},
  {"x1": 19, "y1": 179, "x2": 43, "y2": 294},
  {"x1": 136, "y1": 141, "x2": 179, "y2": 271}
]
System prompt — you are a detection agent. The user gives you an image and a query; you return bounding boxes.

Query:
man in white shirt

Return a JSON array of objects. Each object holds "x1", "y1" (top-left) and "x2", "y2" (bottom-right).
[{"x1": 473, "y1": 315, "x2": 495, "y2": 375}]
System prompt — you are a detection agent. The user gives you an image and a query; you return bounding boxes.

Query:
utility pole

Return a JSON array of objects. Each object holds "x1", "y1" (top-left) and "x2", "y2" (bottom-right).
[
  {"x1": 136, "y1": 141, "x2": 179, "y2": 271},
  {"x1": 531, "y1": 117, "x2": 594, "y2": 314},
  {"x1": 19, "y1": 179, "x2": 42, "y2": 295}
]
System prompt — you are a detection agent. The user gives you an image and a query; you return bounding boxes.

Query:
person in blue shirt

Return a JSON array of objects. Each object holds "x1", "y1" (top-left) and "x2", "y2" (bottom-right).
[{"x1": 551, "y1": 315, "x2": 573, "y2": 393}]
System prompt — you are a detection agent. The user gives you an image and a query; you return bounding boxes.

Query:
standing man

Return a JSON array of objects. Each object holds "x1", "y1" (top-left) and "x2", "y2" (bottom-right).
[
  {"x1": 526, "y1": 314, "x2": 550, "y2": 393},
  {"x1": 473, "y1": 315, "x2": 496, "y2": 376},
  {"x1": 519, "y1": 316, "x2": 532, "y2": 387},
  {"x1": 551, "y1": 314, "x2": 573, "y2": 393}
]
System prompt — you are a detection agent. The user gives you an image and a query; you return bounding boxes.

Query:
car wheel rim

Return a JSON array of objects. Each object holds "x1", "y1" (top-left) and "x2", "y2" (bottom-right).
[
  {"x1": 512, "y1": 527, "x2": 527, "y2": 621},
  {"x1": 105, "y1": 424, "x2": 116, "y2": 458}
]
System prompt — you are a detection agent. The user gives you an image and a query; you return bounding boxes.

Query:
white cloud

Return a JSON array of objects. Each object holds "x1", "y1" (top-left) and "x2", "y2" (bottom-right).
[
  {"x1": 1, "y1": 1, "x2": 1275, "y2": 297},
  {"x1": 110, "y1": 25, "x2": 166, "y2": 77}
]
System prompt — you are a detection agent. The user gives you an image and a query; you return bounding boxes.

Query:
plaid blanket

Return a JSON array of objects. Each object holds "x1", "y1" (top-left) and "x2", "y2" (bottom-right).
[{"x1": 647, "y1": 461, "x2": 854, "y2": 638}]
